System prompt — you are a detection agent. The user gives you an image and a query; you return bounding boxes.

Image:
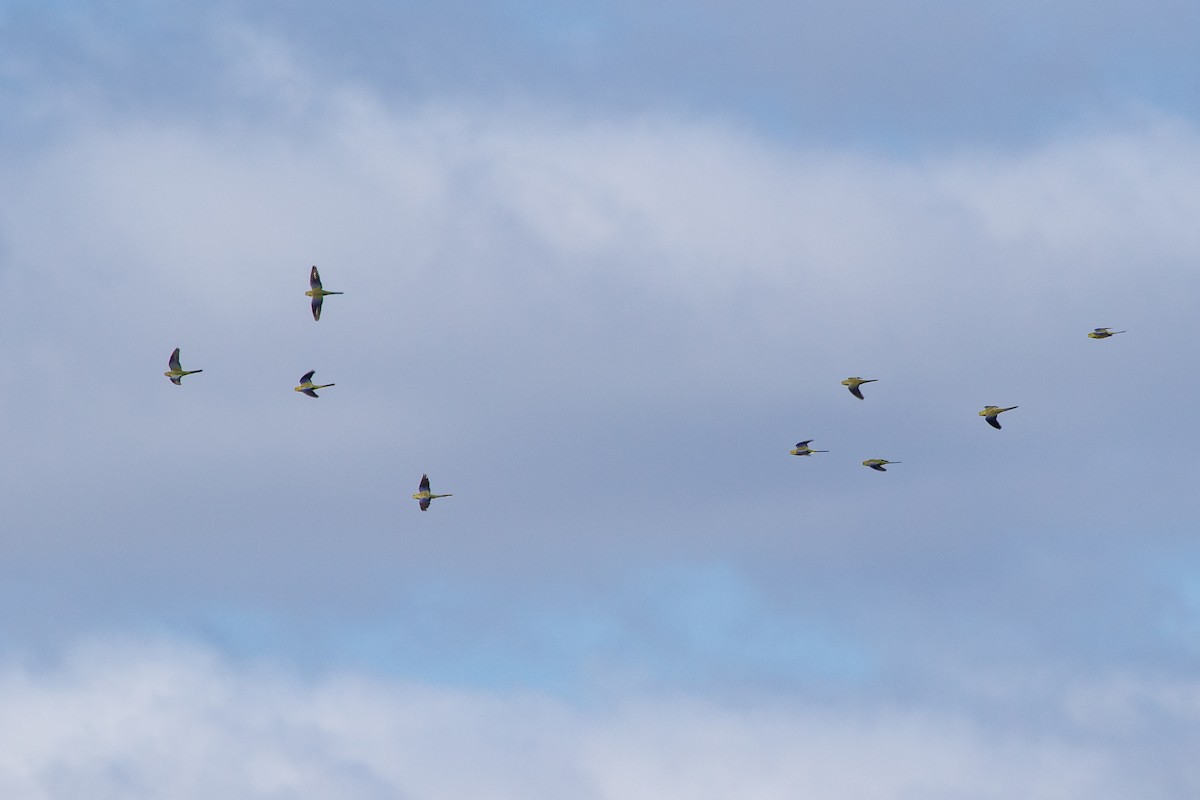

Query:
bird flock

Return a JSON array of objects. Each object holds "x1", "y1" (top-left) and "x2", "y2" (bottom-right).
[
  {"x1": 795, "y1": 328, "x2": 1125, "y2": 472},
  {"x1": 164, "y1": 265, "x2": 454, "y2": 512},
  {"x1": 167, "y1": 276, "x2": 1124, "y2": 502}
]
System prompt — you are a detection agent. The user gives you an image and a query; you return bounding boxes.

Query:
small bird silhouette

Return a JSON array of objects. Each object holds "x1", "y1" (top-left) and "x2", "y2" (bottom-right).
[
  {"x1": 980, "y1": 405, "x2": 1018, "y2": 429},
  {"x1": 841, "y1": 377, "x2": 878, "y2": 400},
  {"x1": 306, "y1": 265, "x2": 343, "y2": 321},
  {"x1": 790, "y1": 440, "x2": 829, "y2": 456},
  {"x1": 294, "y1": 370, "x2": 335, "y2": 398},
  {"x1": 412, "y1": 473, "x2": 453, "y2": 511},
  {"x1": 862, "y1": 459, "x2": 900, "y2": 472},
  {"x1": 1087, "y1": 327, "x2": 1126, "y2": 339},
  {"x1": 164, "y1": 347, "x2": 202, "y2": 385}
]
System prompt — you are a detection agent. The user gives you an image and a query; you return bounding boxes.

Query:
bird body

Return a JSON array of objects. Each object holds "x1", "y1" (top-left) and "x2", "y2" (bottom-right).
[
  {"x1": 980, "y1": 405, "x2": 1018, "y2": 429},
  {"x1": 164, "y1": 347, "x2": 202, "y2": 385},
  {"x1": 841, "y1": 377, "x2": 878, "y2": 400},
  {"x1": 305, "y1": 266, "x2": 343, "y2": 321},
  {"x1": 862, "y1": 459, "x2": 900, "y2": 471},
  {"x1": 412, "y1": 473, "x2": 453, "y2": 511},
  {"x1": 1087, "y1": 327, "x2": 1125, "y2": 339},
  {"x1": 790, "y1": 440, "x2": 829, "y2": 456},
  {"x1": 294, "y1": 370, "x2": 335, "y2": 398}
]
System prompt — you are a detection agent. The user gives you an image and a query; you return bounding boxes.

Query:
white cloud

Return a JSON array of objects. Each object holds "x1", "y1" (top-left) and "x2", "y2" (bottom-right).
[{"x1": 0, "y1": 639, "x2": 1190, "y2": 799}]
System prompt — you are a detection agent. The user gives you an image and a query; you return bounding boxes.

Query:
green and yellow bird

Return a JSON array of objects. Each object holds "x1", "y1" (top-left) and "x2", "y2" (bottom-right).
[
  {"x1": 306, "y1": 265, "x2": 343, "y2": 321},
  {"x1": 790, "y1": 440, "x2": 829, "y2": 456},
  {"x1": 862, "y1": 459, "x2": 900, "y2": 472},
  {"x1": 164, "y1": 347, "x2": 203, "y2": 385},
  {"x1": 294, "y1": 370, "x2": 335, "y2": 398},
  {"x1": 980, "y1": 405, "x2": 1018, "y2": 429},
  {"x1": 841, "y1": 377, "x2": 878, "y2": 400},
  {"x1": 413, "y1": 473, "x2": 453, "y2": 511},
  {"x1": 1087, "y1": 327, "x2": 1126, "y2": 339}
]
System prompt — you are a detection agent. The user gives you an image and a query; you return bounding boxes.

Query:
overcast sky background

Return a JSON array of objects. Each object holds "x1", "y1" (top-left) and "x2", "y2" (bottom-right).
[{"x1": 2, "y1": 1, "x2": 1200, "y2": 796}]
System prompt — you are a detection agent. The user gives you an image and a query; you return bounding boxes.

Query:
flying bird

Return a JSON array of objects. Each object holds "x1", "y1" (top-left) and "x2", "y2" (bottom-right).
[
  {"x1": 294, "y1": 370, "x2": 335, "y2": 398},
  {"x1": 1087, "y1": 327, "x2": 1126, "y2": 339},
  {"x1": 306, "y1": 265, "x2": 343, "y2": 321},
  {"x1": 841, "y1": 377, "x2": 878, "y2": 400},
  {"x1": 862, "y1": 459, "x2": 900, "y2": 472},
  {"x1": 979, "y1": 405, "x2": 1018, "y2": 429},
  {"x1": 164, "y1": 347, "x2": 202, "y2": 385},
  {"x1": 413, "y1": 473, "x2": 453, "y2": 511},
  {"x1": 790, "y1": 440, "x2": 829, "y2": 456}
]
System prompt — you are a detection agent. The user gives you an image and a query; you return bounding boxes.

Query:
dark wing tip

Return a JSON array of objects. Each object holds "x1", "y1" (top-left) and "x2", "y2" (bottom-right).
[{"x1": 987, "y1": 417, "x2": 1002, "y2": 429}]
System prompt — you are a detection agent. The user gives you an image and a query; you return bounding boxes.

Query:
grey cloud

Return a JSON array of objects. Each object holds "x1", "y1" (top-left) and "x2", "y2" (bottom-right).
[{"x1": 1, "y1": 64, "x2": 1199, "y2": 700}]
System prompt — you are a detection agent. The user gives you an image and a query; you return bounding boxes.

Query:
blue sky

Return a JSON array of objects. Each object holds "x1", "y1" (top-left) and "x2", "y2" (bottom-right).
[{"x1": 3, "y1": 1, "x2": 1200, "y2": 796}]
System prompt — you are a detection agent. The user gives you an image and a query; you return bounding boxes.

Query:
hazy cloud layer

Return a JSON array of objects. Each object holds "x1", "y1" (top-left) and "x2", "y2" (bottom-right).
[
  {"x1": 4, "y1": 1, "x2": 1200, "y2": 148},
  {"x1": 1, "y1": 78, "x2": 1198, "y2": 692}
]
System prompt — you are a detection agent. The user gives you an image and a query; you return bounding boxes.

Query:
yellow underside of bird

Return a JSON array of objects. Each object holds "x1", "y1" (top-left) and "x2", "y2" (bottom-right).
[
  {"x1": 295, "y1": 382, "x2": 335, "y2": 397},
  {"x1": 164, "y1": 369, "x2": 202, "y2": 384},
  {"x1": 841, "y1": 377, "x2": 877, "y2": 399},
  {"x1": 412, "y1": 492, "x2": 453, "y2": 501},
  {"x1": 980, "y1": 405, "x2": 1018, "y2": 428}
]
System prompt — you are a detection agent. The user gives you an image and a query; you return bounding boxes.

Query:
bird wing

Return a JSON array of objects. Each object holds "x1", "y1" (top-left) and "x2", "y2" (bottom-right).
[
  {"x1": 301, "y1": 388, "x2": 319, "y2": 398},
  {"x1": 311, "y1": 296, "x2": 323, "y2": 321},
  {"x1": 170, "y1": 376, "x2": 182, "y2": 385},
  {"x1": 795, "y1": 440, "x2": 813, "y2": 448},
  {"x1": 169, "y1": 348, "x2": 181, "y2": 371},
  {"x1": 300, "y1": 370, "x2": 315, "y2": 384},
  {"x1": 986, "y1": 416, "x2": 1002, "y2": 429},
  {"x1": 310, "y1": 266, "x2": 322, "y2": 290},
  {"x1": 419, "y1": 497, "x2": 431, "y2": 511},
  {"x1": 419, "y1": 474, "x2": 431, "y2": 493},
  {"x1": 849, "y1": 385, "x2": 865, "y2": 399}
]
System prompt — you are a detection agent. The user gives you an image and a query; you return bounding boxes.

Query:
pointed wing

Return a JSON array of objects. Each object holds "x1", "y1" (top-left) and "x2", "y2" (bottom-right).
[
  {"x1": 795, "y1": 440, "x2": 813, "y2": 449},
  {"x1": 301, "y1": 388, "x2": 319, "y2": 398},
  {"x1": 310, "y1": 266, "x2": 322, "y2": 290},
  {"x1": 419, "y1": 497, "x2": 431, "y2": 511},
  {"x1": 311, "y1": 295, "x2": 323, "y2": 321},
  {"x1": 986, "y1": 416, "x2": 1002, "y2": 429},
  {"x1": 849, "y1": 385, "x2": 865, "y2": 399},
  {"x1": 871, "y1": 464, "x2": 886, "y2": 471},
  {"x1": 300, "y1": 370, "x2": 315, "y2": 384},
  {"x1": 419, "y1": 474, "x2": 431, "y2": 493},
  {"x1": 170, "y1": 376, "x2": 182, "y2": 385},
  {"x1": 169, "y1": 347, "x2": 181, "y2": 371}
]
